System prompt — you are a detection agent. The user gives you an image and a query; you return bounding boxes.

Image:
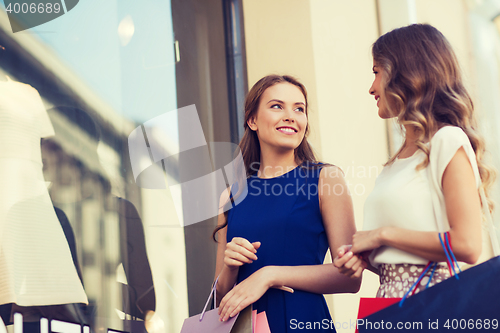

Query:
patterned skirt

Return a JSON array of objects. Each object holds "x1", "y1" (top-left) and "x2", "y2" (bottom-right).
[{"x1": 377, "y1": 263, "x2": 450, "y2": 298}]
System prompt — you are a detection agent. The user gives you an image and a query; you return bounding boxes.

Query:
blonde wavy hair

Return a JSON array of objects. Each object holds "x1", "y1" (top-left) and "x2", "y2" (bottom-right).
[{"x1": 373, "y1": 24, "x2": 496, "y2": 211}]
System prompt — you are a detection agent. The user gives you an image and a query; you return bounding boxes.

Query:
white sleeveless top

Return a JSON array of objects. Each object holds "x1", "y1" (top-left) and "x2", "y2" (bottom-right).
[{"x1": 364, "y1": 126, "x2": 481, "y2": 267}]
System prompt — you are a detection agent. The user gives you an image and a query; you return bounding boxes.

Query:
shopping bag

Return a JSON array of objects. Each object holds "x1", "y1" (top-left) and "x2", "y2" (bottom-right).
[
  {"x1": 356, "y1": 175, "x2": 500, "y2": 332},
  {"x1": 180, "y1": 275, "x2": 273, "y2": 333},
  {"x1": 356, "y1": 232, "x2": 460, "y2": 332},
  {"x1": 180, "y1": 305, "x2": 252, "y2": 333},
  {"x1": 355, "y1": 297, "x2": 401, "y2": 333},
  {"x1": 180, "y1": 276, "x2": 252, "y2": 333},
  {"x1": 355, "y1": 250, "x2": 441, "y2": 333},
  {"x1": 356, "y1": 297, "x2": 401, "y2": 319},
  {"x1": 358, "y1": 255, "x2": 500, "y2": 332},
  {"x1": 251, "y1": 310, "x2": 271, "y2": 333}
]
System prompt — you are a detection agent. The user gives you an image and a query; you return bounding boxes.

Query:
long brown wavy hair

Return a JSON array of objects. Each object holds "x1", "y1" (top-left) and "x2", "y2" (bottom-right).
[
  {"x1": 373, "y1": 24, "x2": 496, "y2": 211},
  {"x1": 212, "y1": 75, "x2": 320, "y2": 241}
]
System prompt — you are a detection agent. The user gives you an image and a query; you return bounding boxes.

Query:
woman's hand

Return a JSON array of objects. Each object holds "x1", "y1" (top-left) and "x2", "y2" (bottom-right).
[
  {"x1": 218, "y1": 267, "x2": 273, "y2": 322},
  {"x1": 351, "y1": 228, "x2": 386, "y2": 254},
  {"x1": 224, "y1": 237, "x2": 261, "y2": 271},
  {"x1": 334, "y1": 245, "x2": 367, "y2": 278}
]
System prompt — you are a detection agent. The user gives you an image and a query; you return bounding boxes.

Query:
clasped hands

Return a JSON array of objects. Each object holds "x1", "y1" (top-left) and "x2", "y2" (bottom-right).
[
  {"x1": 218, "y1": 228, "x2": 383, "y2": 321},
  {"x1": 333, "y1": 228, "x2": 385, "y2": 278}
]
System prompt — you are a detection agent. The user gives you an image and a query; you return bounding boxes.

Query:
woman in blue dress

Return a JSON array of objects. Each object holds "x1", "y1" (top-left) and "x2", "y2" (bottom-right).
[{"x1": 213, "y1": 75, "x2": 361, "y2": 332}]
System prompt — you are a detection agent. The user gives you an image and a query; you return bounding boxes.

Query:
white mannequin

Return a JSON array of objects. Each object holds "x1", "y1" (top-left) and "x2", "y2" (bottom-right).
[{"x1": 0, "y1": 78, "x2": 87, "y2": 311}]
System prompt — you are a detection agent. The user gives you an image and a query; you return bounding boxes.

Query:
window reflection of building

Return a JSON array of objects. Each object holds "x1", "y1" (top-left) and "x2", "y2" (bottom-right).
[
  {"x1": 43, "y1": 107, "x2": 156, "y2": 331},
  {"x1": 0, "y1": 0, "x2": 245, "y2": 331},
  {"x1": 0, "y1": 24, "x2": 152, "y2": 333},
  {"x1": 42, "y1": 106, "x2": 143, "y2": 331},
  {"x1": 171, "y1": 0, "x2": 243, "y2": 316},
  {"x1": 0, "y1": 77, "x2": 88, "y2": 331}
]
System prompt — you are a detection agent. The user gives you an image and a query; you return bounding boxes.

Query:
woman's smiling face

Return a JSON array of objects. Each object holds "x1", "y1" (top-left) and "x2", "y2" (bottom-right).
[
  {"x1": 369, "y1": 61, "x2": 393, "y2": 119},
  {"x1": 247, "y1": 82, "x2": 308, "y2": 152}
]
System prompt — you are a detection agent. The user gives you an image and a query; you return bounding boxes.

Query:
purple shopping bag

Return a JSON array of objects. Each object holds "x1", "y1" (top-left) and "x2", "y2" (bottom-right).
[{"x1": 180, "y1": 277, "x2": 252, "y2": 333}]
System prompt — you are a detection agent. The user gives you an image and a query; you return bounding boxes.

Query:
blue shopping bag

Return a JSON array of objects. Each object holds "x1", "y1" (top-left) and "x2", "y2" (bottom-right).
[{"x1": 358, "y1": 255, "x2": 500, "y2": 333}]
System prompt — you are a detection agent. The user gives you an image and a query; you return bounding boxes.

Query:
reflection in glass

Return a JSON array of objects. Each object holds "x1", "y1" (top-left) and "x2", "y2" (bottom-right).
[
  {"x1": 0, "y1": 0, "x2": 237, "y2": 331},
  {"x1": 45, "y1": 107, "x2": 156, "y2": 333},
  {"x1": 0, "y1": 77, "x2": 88, "y2": 328}
]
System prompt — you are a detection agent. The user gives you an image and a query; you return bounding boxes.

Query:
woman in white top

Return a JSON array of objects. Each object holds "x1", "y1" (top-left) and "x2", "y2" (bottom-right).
[{"x1": 334, "y1": 24, "x2": 496, "y2": 297}]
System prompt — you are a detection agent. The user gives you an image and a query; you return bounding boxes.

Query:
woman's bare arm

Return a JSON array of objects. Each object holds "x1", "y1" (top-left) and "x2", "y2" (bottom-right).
[
  {"x1": 218, "y1": 166, "x2": 361, "y2": 321},
  {"x1": 350, "y1": 147, "x2": 482, "y2": 264}
]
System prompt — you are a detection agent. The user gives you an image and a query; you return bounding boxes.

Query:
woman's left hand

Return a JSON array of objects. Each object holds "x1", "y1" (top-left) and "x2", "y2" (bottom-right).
[
  {"x1": 333, "y1": 245, "x2": 367, "y2": 278},
  {"x1": 351, "y1": 228, "x2": 386, "y2": 254},
  {"x1": 218, "y1": 267, "x2": 273, "y2": 322}
]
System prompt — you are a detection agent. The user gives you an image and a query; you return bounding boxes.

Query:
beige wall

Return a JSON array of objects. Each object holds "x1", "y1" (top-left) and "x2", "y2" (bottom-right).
[
  {"x1": 415, "y1": 0, "x2": 473, "y2": 82},
  {"x1": 242, "y1": 0, "x2": 323, "y2": 155},
  {"x1": 308, "y1": 0, "x2": 386, "y2": 327}
]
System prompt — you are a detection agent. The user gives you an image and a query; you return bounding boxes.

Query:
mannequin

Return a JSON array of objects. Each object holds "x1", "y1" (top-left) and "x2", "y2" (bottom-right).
[{"x1": 0, "y1": 77, "x2": 88, "y2": 324}]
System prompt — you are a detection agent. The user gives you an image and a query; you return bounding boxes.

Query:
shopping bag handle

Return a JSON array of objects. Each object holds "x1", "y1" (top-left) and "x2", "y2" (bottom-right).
[
  {"x1": 399, "y1": 232, "x2": 461, "y2": 307},
  {"x1": 440, "y1": 232, "x2": 461, "y2": 277},
  {"x1": 199, "y1": 276, "x2": 220, "y2": 321},
  {"x1": 199, "y1": 275, "x2": 294, "y2": 321}
]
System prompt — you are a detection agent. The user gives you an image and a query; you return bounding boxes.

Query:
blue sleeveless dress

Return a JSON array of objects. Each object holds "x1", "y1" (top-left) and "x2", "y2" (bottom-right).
[{"x1": 226, "y1": 164, "x2": 336, "y2": 333}]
